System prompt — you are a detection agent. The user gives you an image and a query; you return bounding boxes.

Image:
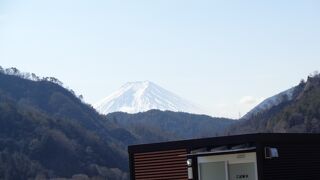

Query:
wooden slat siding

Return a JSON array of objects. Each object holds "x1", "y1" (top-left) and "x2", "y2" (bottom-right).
[
  {"x1": 133, "y1": 149, "x2": 188, "y2": 180},
  {"x1": 263, "y1": 144, "x2": 320, "y2": 180}
]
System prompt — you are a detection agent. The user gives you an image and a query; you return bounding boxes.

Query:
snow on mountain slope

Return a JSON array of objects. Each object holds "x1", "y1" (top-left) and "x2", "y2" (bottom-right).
[
  {"x1": 242, "y1": 87, "x2": 296, "y2": 119},
  {"x1": 94, "y1": 81, "x2": 203, "y2": 115}
]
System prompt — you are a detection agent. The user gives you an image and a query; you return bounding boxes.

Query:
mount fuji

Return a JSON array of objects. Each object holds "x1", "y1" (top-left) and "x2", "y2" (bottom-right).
[{"x1": 94, "y1": 81, "x2": 204, "y2": 115}]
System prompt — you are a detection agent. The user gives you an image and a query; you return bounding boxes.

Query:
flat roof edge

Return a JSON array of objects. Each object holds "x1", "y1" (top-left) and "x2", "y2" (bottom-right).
[{"x1": 128, "y1": 133, "x2": 320, "y2": 154}]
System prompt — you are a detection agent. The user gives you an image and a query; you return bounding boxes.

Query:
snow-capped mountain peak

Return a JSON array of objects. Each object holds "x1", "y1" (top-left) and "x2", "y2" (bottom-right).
[
  {"x1": 94, "y1": 81, "x2": 203, "y2": 114},
  {"x1": 242, "y1": 87, "x2": 296, "y2": 119}
]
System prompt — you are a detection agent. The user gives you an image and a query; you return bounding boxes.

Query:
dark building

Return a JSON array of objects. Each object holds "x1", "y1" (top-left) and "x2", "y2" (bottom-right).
[{"x1": 128, "y1": 133, "x2": 320, "y2": 180}]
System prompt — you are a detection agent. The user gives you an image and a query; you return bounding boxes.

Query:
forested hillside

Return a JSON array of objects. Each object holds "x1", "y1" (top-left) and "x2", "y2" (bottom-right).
[
  {"x1": 106, "y1": 110, "x2": 234, "y2": 143},
  {"x1": 227, "y1": 74, "x2": 320, "y2": 134},
  {"x1": 0, "y1": 67, "x2": 233, "y2": 179},
  {"x1": 0, "y1": 68, "x2": 131, "y2": 179},
  {"x1": 2, "y1": 66, "x2": 318, "y2": 179}
]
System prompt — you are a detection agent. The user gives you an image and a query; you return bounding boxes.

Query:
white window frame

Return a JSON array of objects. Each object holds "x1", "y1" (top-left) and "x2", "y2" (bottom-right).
[{"x1": 197, "y1": 152, "x2": 258, "y2": 180}]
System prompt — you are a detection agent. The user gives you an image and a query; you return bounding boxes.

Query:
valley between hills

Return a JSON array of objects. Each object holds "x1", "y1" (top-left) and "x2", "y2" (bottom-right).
[{"x1": 0, "y1": 66, "x2": 319, "y2": 179}]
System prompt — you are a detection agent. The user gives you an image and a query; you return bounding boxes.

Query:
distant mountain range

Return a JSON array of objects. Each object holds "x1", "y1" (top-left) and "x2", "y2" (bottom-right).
[
  {"x1": 94, "y1": 81, "x2": 204, "y2": 115},
  {"x1": 106, "y1": 110, "x2": 234, "y2": 143},
  {"x1": 1, "y1": 66, "x2": 320, "y2": 179},
  {"x1": 0, "y1": 67, "x2": 233, "y2": 179}
]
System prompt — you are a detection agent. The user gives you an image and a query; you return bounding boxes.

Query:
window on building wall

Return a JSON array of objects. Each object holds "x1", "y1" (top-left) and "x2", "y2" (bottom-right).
[
  {"x1": 199, "y1": 161, "x2": 227, "y2": 180},
  {"x1": 228, "y1": 163, "x2": 256, "y2": 180},
  {"x1": 198, "y1": 153, "x2": 258, "y2": 180}
]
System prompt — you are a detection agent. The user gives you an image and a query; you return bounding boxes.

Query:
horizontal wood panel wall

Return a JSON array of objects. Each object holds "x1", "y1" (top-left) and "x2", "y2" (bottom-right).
[{"x1": 133, "y1": 149, "x2": 188, "y2": 180}]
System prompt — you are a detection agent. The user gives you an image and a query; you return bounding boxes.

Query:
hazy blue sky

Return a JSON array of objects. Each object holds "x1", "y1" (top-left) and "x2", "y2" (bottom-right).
[{"x1": 1, "y1": 0, "x2": 320, "y2": 118}]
